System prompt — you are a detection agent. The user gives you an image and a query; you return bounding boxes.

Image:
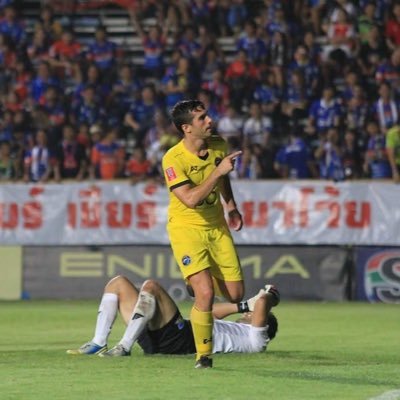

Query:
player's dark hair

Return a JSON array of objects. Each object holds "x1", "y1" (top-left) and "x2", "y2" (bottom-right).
[
  {"x1": 267, "y1": 312, "x2": 278, "y2": 340},
  {"x1": 170, "y1": 100, "x2": 205, "y2": 134}
]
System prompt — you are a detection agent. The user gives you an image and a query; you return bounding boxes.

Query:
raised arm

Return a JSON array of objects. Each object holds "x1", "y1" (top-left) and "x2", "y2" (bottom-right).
[
  {"x1": 171, "y1": 151, "x2": 242, "y2": 209},
  {"x1": 212, "y1": 285, "x2": 280, "y2": 327},
  {"x1": 128, "y1": 8, "x2": 145, "y2": 40}
]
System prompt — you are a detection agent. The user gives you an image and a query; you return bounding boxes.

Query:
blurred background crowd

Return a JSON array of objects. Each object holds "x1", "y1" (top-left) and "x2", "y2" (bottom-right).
[{"x1": 1, "y1": 0, "x2": 400, "y2": 184}]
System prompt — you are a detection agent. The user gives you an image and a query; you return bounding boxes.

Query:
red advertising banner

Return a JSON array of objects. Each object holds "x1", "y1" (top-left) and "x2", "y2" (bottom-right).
[{"x1": 0, "y1": 181, "x2": 399, "y2": 245}]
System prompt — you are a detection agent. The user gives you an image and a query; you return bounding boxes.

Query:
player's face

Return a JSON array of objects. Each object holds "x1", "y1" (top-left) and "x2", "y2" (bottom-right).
[{"x1": 187, "y1": 108, "x2": 213, "y2": 139}]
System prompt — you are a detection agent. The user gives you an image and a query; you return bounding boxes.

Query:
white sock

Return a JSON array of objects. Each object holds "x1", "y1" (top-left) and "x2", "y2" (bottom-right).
[
  {"x1": 119, "y1": 291, "x2": 156, "y2": 351},
  {"x1": 92, "y1": 293, "x2": 118, "y2": 346}
]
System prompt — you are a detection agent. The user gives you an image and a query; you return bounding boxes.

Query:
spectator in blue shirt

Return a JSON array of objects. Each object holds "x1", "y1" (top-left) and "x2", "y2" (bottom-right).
[
  {"x1": 373, "y1": 81, "x2": 399, "y2": 134},
  {"x1": 226, "y1": 0, "x2": 248, "y2": 35},
  {"x1": 124, "y1": 85, "x2": 158, "y2": 147},
  {"x1": 288, "y1": 45, "x2": 320, "y2": 100},
  {"x1": 306, "y1": 86, "x2": 342, "y2": 135},
  {"x1": 363, "y1": 120, "x2": 392, "y2": 179},
  {"x1": 0, "y1": 5, "x2": 25, "y2": 48},
  {"x1": 129, "y1": 10, "x2": 168, "y2": 79},
  {"x1": 71, "y1": 84, "x2": 106, "y2": 127},
  {"x1": 73, "y1": 63, "x2": 111, "y2": 107},
  {"x1": 253, "y1": 70, "x2": 280, "y2": 116},
  {"x1": 161, "y1": 56, "x2": 196, "y2": 109},
  {"x1": 110, "y1": 63, "x2": 142, "y2": 120},
  {"x1": 274, "y1": 128, "x2": 317, "y2": 179},
  {"x1": 30, "y1": 61, "x2": 60, "y2": 103},
  {"x1": 86, "y1": 25, "x2": 120, "y2": 80},
  {"x1": 236, "y1": 20, "x2": 267, "y2": 63},
  {"x1": 23, "y1": 129, "x2": 57, "y2": 183},
  {"x1": 282, "y1": 69, "x2": 308, "y2": 122},
  {"x1": 314, "y1": 127, "x2": 345, "y2": 181},
  {"x1": 176, "y1": 25, "x2": 202, "y2": 64}
]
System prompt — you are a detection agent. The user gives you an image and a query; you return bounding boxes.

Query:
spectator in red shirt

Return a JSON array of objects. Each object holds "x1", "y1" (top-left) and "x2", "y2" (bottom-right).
[
  {"x1": 125, "y1": 145, "x2": 152, "y2": 184},
  {"x1": 0, "y1": 32, "x2": 16, "y2": 70},
  {"x1": 385, "y1": 3, "x2": 400, "y2": 51},
  {"x1": 47, "y1": 28, "x2": 82, "y2": 78},
  {"x1": 201, "y1": 68, "x2": 230, "y2": 112},
  {"x1": 90, "y1": 126, "x2": 125, "y2": 180},
  {"x1": 322, "y1": 8, "x2": 356, "y2": 65},
  {"x1": 10, "y1": 59, "x2": 33, "y2": 102},
  {"x1": 225, "y1": 49, "x2": 259, "y2": 110},
  {"x1": 3, "y1": 89, "x2": 24, "y2": 114}
]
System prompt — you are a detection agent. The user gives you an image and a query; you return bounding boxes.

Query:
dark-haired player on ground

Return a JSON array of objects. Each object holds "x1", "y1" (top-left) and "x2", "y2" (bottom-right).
[{"x1": 67, "y1": 276, "x2": 280, "y2": 358}]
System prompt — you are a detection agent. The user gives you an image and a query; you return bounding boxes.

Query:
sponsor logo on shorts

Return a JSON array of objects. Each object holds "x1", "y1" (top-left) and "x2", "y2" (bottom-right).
[
  {"x1": 203, "y1": 338, "x2": 212, "y2": 344},
  {"x1": 165, "y1": 167, "x2": 177, "y2": 181},
  {"x1": 364, "y1": 251, "x2": 400, "y2": 303},
  {"x1": 182, "y1": 255, "x2": 191, "y2": 266}
]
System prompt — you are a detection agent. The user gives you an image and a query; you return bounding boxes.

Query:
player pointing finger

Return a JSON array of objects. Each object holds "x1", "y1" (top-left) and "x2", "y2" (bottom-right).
[
  {"x1": 216, "y1": 151, "x2": 242, "y2": 175},
  {"x1": 162, "y1": 100, "x2": 245, "y2": 369}
]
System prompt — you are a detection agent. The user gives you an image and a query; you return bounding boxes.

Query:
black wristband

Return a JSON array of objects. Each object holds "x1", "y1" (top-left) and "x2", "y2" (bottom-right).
[{"x1": 237, "y1": 301, "x2": 249, "y2": 313}]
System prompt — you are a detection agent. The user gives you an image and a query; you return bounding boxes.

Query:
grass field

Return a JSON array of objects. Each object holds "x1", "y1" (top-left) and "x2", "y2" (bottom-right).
[{"x1": 0, "y1": 300, "x2": 398, "y2": 400}]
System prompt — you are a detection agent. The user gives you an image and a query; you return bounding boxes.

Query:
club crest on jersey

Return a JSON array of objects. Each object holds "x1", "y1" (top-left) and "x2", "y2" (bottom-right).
[
  {"x1": 176, "y1": 316, "x2": 185, "y2": 330},
  {"x1": 215, "y1": 157, "x2": 222, "y2": 166},
  {"x1": 165, "y1": 167, "x2": 177, "y2": 181},
  {"x1": 182, "y1": 255, "x2": 191, "y2": 266}
]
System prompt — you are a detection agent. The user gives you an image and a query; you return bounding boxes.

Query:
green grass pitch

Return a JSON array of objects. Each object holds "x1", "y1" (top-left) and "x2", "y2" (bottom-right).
[{"x1": 0, "y1": 300, "x2": 398, "y2": 400}]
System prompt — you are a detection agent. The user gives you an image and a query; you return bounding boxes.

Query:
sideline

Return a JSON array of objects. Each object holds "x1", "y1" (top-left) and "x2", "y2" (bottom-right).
[{"x1": 368, "y1": 390, "x2": 400, "y2": 400}]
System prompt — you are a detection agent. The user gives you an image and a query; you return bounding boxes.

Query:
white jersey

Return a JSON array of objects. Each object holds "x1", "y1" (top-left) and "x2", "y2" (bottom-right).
[{"x1": 212, "y1": 320, "x2": 269, "y2": 354}]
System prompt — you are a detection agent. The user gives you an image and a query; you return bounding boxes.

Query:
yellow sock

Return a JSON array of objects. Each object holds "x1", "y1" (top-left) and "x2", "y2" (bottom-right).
[{"x1": 190, "y1": 306, "x2": 213, "y2": 361}]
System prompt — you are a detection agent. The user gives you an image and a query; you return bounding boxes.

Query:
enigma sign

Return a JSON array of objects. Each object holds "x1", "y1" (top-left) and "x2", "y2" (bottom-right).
[{"x1": 59, "y1": 252, "x2": 310, "y2": 280}]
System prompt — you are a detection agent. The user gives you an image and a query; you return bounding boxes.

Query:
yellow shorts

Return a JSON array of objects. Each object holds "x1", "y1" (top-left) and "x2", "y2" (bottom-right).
[{"x1": 167, "y1": 222, "x2": 243, "y2": 282}]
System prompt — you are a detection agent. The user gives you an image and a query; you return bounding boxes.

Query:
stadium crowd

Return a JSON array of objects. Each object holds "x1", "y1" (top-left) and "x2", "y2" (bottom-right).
[{"x1": 0, "y1": 0, "x2": 400, "y2": 183}]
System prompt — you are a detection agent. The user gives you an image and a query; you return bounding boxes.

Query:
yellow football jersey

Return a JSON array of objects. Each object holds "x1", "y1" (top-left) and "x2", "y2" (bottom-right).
[{"x1": 162, "y1": 135, "x2": 227, "y2": 227}]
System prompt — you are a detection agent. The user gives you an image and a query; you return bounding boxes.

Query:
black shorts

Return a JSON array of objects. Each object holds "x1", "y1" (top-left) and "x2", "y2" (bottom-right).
[{"x1": 137, "y1": 311, "x2": 196, "y2": 355}]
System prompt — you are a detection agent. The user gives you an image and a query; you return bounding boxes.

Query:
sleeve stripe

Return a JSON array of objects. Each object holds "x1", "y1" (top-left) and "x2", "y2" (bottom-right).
[{"x1": 170, "y1": 180, "x2": 190, "y2": 191}]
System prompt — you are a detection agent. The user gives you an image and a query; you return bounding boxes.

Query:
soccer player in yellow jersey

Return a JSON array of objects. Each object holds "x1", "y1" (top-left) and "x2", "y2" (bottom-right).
[{"x1": 162, "y1": 99, "x2": 244, "y2": 368}]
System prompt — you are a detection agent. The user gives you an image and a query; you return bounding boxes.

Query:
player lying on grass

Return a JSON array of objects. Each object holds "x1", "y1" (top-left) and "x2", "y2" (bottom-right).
[{"x1": 67, "y1": 275, "x2": 279, "y2": 359}]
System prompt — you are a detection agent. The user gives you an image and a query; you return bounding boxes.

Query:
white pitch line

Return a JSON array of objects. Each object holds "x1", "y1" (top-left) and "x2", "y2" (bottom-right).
[{"x1": 368, "y1": 390, "x2": 400, "y2": 400}]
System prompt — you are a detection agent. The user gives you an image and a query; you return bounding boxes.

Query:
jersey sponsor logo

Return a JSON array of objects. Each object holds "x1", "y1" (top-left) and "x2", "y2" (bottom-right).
[
  {"x1": 165, "y1": 167, "x2": 177, "y2": 181},
  {"x1": 182, "y1": 255, "x2": 191, "y2": 266}
]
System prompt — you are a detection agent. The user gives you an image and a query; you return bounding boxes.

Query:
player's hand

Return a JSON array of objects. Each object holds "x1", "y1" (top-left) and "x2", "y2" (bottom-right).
[
  {"x1": 228, "y1": 208, "x2": 243, "y2": 231},
  {"x1": 216, "y1": 151, "x2": 242, "y2": 176},
  {"x1": 265, "y1": 284, "x2": 280, "y2": 306}
]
